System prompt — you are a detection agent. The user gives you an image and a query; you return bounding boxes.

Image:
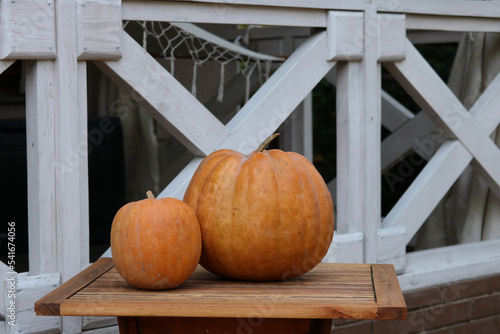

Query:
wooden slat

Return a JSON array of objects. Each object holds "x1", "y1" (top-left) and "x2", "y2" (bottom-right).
[
  {"x1": 152, "y1": 0, "x2": 500, "y2": 18},
  {"x1": 53, "y1": 1, "x2": 89, "y2": 331},
  {"x1": 399, "y1": 239, "x2": 500, "y2": 292},
  {"x1": 158, "y1": 157, "x2": 204, "y2": 200},
  {"x1": 61, "y1": 299, "x2": 379, "y2": 319},
  {"x1": 386, "y1": 39, "x2": 500, "y2": 199},
  {"x1": 11, "y1": 273, "x2": 61, "y2": 333},
  {"x1": 94, "y1": 31, "x2": 230, "y2": 156},
  {"x1": 220, "y1": 31, "x2": 335, "y2": 154},
  {"x1": 382, "y1": 140, "x2": 471, "y2": 244},
  {"x1": 0, "y1": 60, "x2": 14, "y2": 75},
  {"x1": 35, "y1": 258, "x2": 114, "y2": 316},
  {"x1": 36, "y1": 258, "x2": 406, "y2": 321},
  {"x1": 25, "y1": 61, "x2": 58, "y2": 275},
  {"x1": 383, "y1": 57, "x2": 500, "y2": 243},
  {"x1": 381, "y1": 111, "x2": 434, "y2": 173},
  {"x1": 122, "y1": 0, "x2": 326, "y2": 27},
  {"x1": 372, "y1": 264, "x2": 407, "y2": 320},
  {"x1": 381, "y1": 90, "x2": 415, "y2": 133},
  {"x1": 336, "y1": 61, "x2": 363, "y2": 234},
  {"x1": 406, "y1": 14, "x2": 500, "y2": 32}
]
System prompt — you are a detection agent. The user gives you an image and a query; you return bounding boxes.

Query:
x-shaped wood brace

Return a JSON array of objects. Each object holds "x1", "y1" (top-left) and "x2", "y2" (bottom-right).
[
  {"x1": 96, "y1": 30, "x2": 336, "y2": 198},
  {"x1": 383, "y1": 40, "x2": 500, "y2": 243}
]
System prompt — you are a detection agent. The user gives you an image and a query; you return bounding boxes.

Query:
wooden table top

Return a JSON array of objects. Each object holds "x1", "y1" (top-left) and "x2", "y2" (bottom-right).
[{"x1": 35, "y1": 257, "x2": 406, "y2": 320}]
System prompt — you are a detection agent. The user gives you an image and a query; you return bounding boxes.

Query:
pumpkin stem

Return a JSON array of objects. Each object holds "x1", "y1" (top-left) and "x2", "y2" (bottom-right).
[
  {"x1": 146, "y1": 190, "x2": 155, "y2": 199},
  {"x1": 256, "y1": 133, "x2": 280, "y2": 153}
]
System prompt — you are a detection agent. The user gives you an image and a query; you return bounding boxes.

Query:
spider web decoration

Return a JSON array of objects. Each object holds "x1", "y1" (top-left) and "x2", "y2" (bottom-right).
[{"x1": 123, "y1": 21, "x2": 283, "y2": 103}]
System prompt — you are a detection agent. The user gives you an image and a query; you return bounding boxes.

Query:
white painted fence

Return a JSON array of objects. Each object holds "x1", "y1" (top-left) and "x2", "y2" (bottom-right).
[{"x1": 1, "y1": 0, "x2": 500, "y2": 332}]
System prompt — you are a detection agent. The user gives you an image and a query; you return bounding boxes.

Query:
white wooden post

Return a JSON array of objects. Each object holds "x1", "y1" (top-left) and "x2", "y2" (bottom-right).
[
  {"x1": 336, "y1": 61, "x2": 364, "y2": 234},
  {"x1": 25, "y1": 61, "x2": 57, "y2": 276},
  {"x1": 359, "y1": 10, "x2": 382, "y2": 264},
  {"x1": 333, "y1": 10, "x2": 382, "y2": 263},
  {"x1": 53, "y1": 0, "x2": 88, "y2": 332}
]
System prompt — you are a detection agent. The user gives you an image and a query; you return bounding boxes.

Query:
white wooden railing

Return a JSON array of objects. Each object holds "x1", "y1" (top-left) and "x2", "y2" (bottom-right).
[{"x1": 1, "y1": 0, "x2": 500, "y2": 332}]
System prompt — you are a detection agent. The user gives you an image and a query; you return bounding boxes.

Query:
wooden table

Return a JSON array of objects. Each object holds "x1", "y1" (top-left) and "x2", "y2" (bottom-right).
[{"x1": 35, "y1": 258, "x2": 406, "y2": 333}]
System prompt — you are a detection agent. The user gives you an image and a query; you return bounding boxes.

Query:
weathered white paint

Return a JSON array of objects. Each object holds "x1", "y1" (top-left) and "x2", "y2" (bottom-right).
[
  {"x1": 0, "y1": 262, "x2": 12, "y2": 318},
  {"x1": 359, "y1": 10, "x2": 382, "y2": 264},
  {"x1": 336, "y1": 61, "x2": 363, "y2": 234},
  {"x1": 381, "y1": 111, "x2": 434, "y2": 173},
  {"x1": 0, "y1": 0, "x2": 56, "y2": 59},
  {"x1": 399, "y1": 239, "x2": 500, "y2": 291},
  {"x1": 83, "y1": 316, "x2": 118, "y2": 331},
  {"x1": 326, "y1": 11, "x2": 363, "y2": 61},
  {"x1": 406, "y1": 14, "x2": 500, "y2": 32},
  {"x1": 380, "y1": 90, "x2": 414, "y2": 132},
  {"x1": 53, "y1": 0, "x2": 88, "y2": 331},
  {"x1": 165, "y1": 0, "x2": 500, "y2": 18},
  {"x1": 387, "y1": 40, "x2": 500, "y2": 199},
  {"x1": 220, "y1": 31, "x2": 335, "y2": 153},
  {"x1": 323, "y1": 232, "x2": 364, "y2": 264},
  {"x1": 382, "y1": 71, "x2": 500, "y2": 243},
  {"x1": 95, "y1": 31, "x2": 230, "y2": 156},
  {"x1": 377, "y1": 14, "x2": 406, "y2": 62},
  {"x1": 377, "y1": 226, "x2": 406, "y2": 273},
  {"x1": 84, "y1": 326, "x2": 119, "y2": 333},
  {"x1": 332, "y1": 10, "x2": 383, "y2": 262},
  {"x1": 25, "y1": 61, "x2": 57, "y2": 275},
  {"x1": 76, "y1": 0, "x2": 122, "y2": 60},
  {"x1": 407, "y1": 31, "x2": 462, "y2": 44},
  {"x1": 122, "y1": 0, "x2": 326, "y2": 27},
  {"x1": 4, "y1": 273, "x2": 61, "y2": 334},
  {"x1": 158, "y1": 157, "x2": 204, "y2": 199},
  {"x1": 383, "y1": 140, "x2": 472, "y2": 244},
  {"x1": 0, "y1": 60, "x2": 14, "y2": 75},
  {"x1": 377, "y1": 226, "x2": 406, "y2": 262}
]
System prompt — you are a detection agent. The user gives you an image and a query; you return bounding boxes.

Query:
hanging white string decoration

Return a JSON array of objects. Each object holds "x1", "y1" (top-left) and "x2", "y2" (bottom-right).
[{"x1": 124, "y1": 21, "x2": 283, "y2": 103}]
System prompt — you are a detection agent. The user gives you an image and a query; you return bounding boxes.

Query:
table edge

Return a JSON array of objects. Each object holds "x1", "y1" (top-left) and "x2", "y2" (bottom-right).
[
  {"x1": 36, "y1": 259, "x2": 407, "y2": 320},
  {"x1": 372, "y1": 264, "x2": 407, "y2": 320},
  {"x1": 35, "y1": 257, "x2": 115, "y2": 316}
]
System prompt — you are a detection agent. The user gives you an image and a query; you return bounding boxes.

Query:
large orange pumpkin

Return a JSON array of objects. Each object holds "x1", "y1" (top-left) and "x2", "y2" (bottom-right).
[
  {"x1": 184, "y1": 134, "x2": 334, "y2": 281},
  {"x1": 111, "y1": 191, "x2": 202, "y2": 290}
]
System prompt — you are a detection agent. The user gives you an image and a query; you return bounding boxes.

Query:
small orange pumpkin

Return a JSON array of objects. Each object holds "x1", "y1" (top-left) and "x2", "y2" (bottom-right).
[
  {"x1": 111, "y1": 191, "x2": 201, "y2": 290},
  {"x1": 184, "y1": 133, "x2": 334, "y2": 281}
]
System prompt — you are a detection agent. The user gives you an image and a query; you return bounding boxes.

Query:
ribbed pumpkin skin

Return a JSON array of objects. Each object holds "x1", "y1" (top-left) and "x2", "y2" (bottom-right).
[
  {"x1": 184, "y1": 149, "x2": 334, "y2": 281},
  {"x1": 111, "y1": 197, "x2": 201, "y2": 290}
]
